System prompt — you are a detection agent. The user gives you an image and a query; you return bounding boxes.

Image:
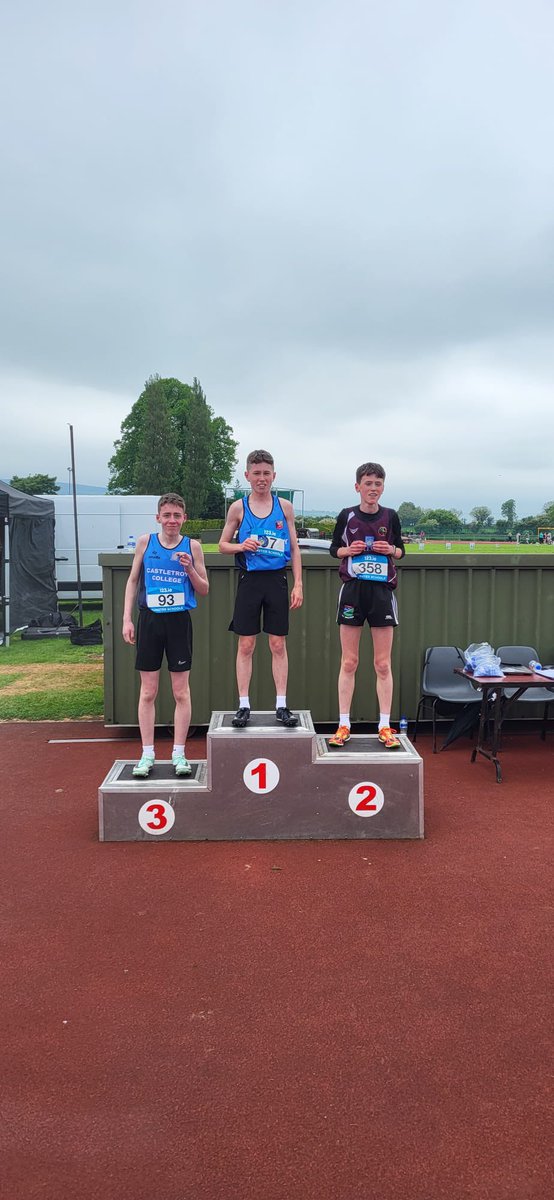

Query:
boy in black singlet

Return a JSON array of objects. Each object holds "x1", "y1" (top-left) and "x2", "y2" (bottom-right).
[
  {"x1": 122, "y1": 492, "x2": 209, "y2": 777},
  {"x1": 219, "y1": 450, "x2": 303, "y2": 727},
  {"x1": 328, "y1": 462, "x2": 405, "y2": 749}
]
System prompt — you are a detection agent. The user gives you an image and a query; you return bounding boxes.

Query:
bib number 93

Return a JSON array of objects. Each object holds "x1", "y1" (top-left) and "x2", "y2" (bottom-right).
[{"x1": 147, "y1": 591, "x2": 185, "y2": 610}]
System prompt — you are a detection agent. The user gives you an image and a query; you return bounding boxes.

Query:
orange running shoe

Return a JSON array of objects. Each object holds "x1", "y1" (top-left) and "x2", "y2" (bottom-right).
[
  {"x1": 378, "y1": 726, "x2": 401, "y2": 749},
  {"x1": 329, "y1": 725, "x2": 351, "y2": 747}
]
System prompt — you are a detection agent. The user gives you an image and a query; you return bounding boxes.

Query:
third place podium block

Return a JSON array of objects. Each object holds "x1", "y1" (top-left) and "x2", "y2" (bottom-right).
[{"x1": 99, "y1": 711, "x2": 423, "y2": 842}]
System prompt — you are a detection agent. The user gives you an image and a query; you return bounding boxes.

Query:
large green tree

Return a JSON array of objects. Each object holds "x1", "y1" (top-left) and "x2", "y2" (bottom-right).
[
  {"x1": 202, "y1": 482, "x2": 226, "y2": 520},
  {"x1": 181, "y1": 379, "x2": 213, "y2": 518},
  {"x1": 397, "y1": 501, "x2": 424, "y2": 527},
  {"x1": 423, "y1": 508, "x2": 464, "y2": 531},
  {"x1": 132, "y1": 378, "x2": 180, "y2": 494},
  {"x1": 469, "y1": 505, "x2": 493, "y2": 528},
  {"x1": 10, "y1": 473, "x2": 59, "y2": 495},
  {"x1": 516, "y1": 513, "x2": 540, "y2": 534},
  {"x1": 500, "y1": 498, "x2": 517, "y2": 527},
  {"x1": 539, "y1": 500, "x2": 554, "y2": 527},
  {"x1": 107, "y1": 375, "x2": 238, "y2": 515}
]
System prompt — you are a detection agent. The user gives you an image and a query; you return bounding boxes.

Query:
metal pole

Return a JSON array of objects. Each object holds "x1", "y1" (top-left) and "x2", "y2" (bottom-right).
[
  {"x1": 69, "y1": 424, "x2": 84, "y2": 626},
  {"x1": 2, "y1": 513, "x2": 9, "y2": 647}
]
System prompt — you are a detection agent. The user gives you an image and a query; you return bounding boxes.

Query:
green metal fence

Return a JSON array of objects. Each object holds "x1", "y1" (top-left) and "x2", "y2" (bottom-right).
[{"x1": 101, "y1": 552, "x2": 554, "y2": 726}]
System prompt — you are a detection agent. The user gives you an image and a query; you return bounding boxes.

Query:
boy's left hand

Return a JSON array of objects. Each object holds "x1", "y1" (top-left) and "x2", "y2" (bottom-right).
[{"x1": 373, "y1": 540, "x2": 394, "y2": 555}]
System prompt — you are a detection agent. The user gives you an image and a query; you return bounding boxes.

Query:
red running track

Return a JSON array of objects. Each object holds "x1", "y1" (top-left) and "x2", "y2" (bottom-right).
[{"x1": 1, "y1": 722, "x2": 552, "y2": 1200}]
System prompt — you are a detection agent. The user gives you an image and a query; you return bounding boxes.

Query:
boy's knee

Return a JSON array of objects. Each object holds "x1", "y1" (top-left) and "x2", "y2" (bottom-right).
[
  {"x1": 172, "y1": 675, "x2": 190, "y2": 701},
  {"x1": 238, "y1": 636, "x2": 256, "y2": 657},
  {"x1": 268, "y1": 635, "x2": 286, "y2": 656},
  {"x1": 374, "y1": 657, "x2": 392, "y2": 680},
  {"x1": 342, "y1": 652, "x2": 359, "y2": 675}
]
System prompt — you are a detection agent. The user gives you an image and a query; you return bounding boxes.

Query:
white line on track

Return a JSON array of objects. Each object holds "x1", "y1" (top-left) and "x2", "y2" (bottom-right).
[{"x1": 48, "y1": 738, "x2": 138, "y2": 744}]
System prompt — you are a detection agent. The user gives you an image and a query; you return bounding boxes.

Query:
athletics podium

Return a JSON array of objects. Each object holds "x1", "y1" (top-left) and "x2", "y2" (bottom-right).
[
  {"x1": 98, "y1": 710, "x2": 424, "y2": 844},
  {"x1": 98, "y1": 712, "x2": 424, "y2": 842}
]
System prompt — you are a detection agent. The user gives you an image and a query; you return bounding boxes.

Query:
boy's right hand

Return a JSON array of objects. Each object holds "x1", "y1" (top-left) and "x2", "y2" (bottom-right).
[
  {"x1": 241, "y1": 536, "x2": 260, "y2": 551},
  {"x1": 347, "y1": 540, "x2": 367, "y2": 555},
  {"x1": 122, "y1": 619, "x2": 135, "y2": 644}
]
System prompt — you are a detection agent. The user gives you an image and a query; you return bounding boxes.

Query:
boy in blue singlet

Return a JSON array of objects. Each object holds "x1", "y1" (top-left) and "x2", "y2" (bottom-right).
[
  {"x1": 219, "y1": 450, "x2": 303, "y2": 727},
  {"x1": 122, "y1": 493, "x2": 209, "y2": 778},
  {"x1": 328, "y1": 462, "x2": 405, "y2": 749}
]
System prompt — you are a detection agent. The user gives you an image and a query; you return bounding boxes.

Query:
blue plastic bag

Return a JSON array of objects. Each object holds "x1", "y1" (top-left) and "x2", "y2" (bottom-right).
[{"x1": 463, "y1": 642, "x2": 503, "y2": 677}]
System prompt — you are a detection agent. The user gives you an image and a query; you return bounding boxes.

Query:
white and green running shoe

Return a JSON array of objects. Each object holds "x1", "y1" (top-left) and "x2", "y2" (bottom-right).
[
  {"x1": 132, "y1": 754, "x2": 155, "y2": 778},
  {"x1": 172, "y1": 753, "x2": 191, "y2": 778}
]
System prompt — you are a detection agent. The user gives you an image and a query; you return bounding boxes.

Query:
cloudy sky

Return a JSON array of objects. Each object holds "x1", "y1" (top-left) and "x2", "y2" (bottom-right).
[{"x1": 2, "y1": 0, "x2": 554, "y2": 518}]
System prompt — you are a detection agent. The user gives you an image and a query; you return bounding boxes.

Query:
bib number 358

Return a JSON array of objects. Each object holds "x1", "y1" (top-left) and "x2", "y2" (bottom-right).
[{"x1": 348, "y1": 782, "x2": 385, "y2": 817}]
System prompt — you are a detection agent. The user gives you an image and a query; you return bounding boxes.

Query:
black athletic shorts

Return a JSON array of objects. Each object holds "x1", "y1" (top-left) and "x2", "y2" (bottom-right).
[
  {"x1": 230, "y1": 569, "x2": 289, "y2": 637},
  {"x1": 336, "y1": 580, "x2": 399, "y2": 628},
  {"x1": 135, "y1": 608, "x2": 193, "y2": 672}
]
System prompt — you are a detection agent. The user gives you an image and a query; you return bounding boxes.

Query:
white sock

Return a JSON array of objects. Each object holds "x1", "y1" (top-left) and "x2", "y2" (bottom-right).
[
  {"x1": 239, "y1": 696, "x2": 250, "y2": 708},
  {"x1": 142, "y1": 745, "x2": 155, "y2": 757},
  {"x1": 379, "y1": 714, "x2": 390, "y2": 730},
  {"x1": 276, "y1": 695, "x2": 286, "y2": 709},
  {"x1": 340, "y1": 714, "x2": 351, "y2": 728},
  {"x1": 172, "y1": 745, "x2": 185, "y2": 757}
]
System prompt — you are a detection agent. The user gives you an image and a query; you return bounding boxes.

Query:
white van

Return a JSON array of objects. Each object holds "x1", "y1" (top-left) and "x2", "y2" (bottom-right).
[{"x1": 41, "y1": 494, "x2": 161, "y2": 598}]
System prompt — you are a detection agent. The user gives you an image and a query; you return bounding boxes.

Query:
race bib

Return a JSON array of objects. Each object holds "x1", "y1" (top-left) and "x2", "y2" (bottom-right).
[
  {"x1": 256, "y1": 535, "x2": 286, "y2": 554},
  {"x1": 351, "y1": 553, "x2": 389, "y2": 582},
  {"x1": 146, "y1": 590, "x2": 186, "y2": 611}
]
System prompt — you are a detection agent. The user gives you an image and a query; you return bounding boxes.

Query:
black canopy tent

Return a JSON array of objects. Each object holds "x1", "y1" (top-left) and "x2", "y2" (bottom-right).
[{"x1": 0, "y1": 480, "x2": 57, "y2": 637}]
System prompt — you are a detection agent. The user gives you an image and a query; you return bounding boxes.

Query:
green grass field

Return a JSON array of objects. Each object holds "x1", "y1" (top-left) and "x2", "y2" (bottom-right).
[
  {"x1": 0, "y1": 607, "x2": 104, "y2": 720},
  {"x1": 403, "y1": 541, "x2": 554, "y2": 555},
  {"x1": 204, "y1": 541, "x2": 554, "y2": 555}
]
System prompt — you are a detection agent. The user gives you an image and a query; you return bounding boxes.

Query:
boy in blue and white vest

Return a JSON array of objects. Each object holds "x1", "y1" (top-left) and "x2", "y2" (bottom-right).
[
  {"x1": 122, "y1": 492, "x2": 209, "y2": 777},
  {"x1": 219, "y1": 450, "x2": 303, "y2": 727}
]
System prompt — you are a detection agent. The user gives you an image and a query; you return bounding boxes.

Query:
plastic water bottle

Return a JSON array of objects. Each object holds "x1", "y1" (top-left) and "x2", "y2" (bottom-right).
[
  {"x1": 399, "y1": 716, "x2": 408, "y2": 736},
  {"x1": 529, "y1": 660, "x2": 542, "y2": 672},
  {"x1": 126, "y1": 534, "x2": 136, "y2": 553}
]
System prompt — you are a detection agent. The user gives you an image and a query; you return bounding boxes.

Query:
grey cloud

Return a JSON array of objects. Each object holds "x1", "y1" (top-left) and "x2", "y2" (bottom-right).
[{"x1": 1, "y1": 1, "x2": 554, "y2": 510}]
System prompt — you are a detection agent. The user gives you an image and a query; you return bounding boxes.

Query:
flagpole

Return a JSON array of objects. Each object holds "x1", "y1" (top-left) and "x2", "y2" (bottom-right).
[{"x1": 69, "y1": 424, "x2": 83, "y2": 626}]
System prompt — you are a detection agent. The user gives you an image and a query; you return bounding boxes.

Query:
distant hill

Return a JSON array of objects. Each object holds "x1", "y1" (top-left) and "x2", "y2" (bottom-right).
[
  {"x1": 304, "y1": 509, "x2": 336, "y2": 517},
  {"x1": 56, "y1": 484, "x2": 107, "y2": 495}
]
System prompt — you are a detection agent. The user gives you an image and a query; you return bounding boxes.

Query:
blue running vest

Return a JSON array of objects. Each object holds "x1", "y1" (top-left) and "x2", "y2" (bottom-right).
[
  {"x1": 237, "y1": 495, "x2": 291, "y2": 571},
  {"x1": 138, "y1": 534, "x2": 197, "y2": 612}
]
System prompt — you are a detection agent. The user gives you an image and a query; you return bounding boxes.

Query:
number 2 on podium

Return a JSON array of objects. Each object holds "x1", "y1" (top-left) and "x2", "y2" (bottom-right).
[{"x1": 348, "y1": 781, "x2": 384, "y2": 817}]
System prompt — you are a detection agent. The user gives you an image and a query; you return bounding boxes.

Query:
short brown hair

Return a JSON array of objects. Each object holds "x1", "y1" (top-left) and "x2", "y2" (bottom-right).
[
  {"x1": 246, "y1": 449, "x2": 274, "y2": 469},
  {"x1": 356, "y1": 462, "x2": 385, "y2": 483},
  {"x1": 157, "y1": 492, "x2": 186, "y2": 514}
]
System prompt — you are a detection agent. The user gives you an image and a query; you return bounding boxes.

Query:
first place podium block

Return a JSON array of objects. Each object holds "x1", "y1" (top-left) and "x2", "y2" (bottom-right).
[{"x1": 98, "y1": 712, "x2": 423, "y2": 842}]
